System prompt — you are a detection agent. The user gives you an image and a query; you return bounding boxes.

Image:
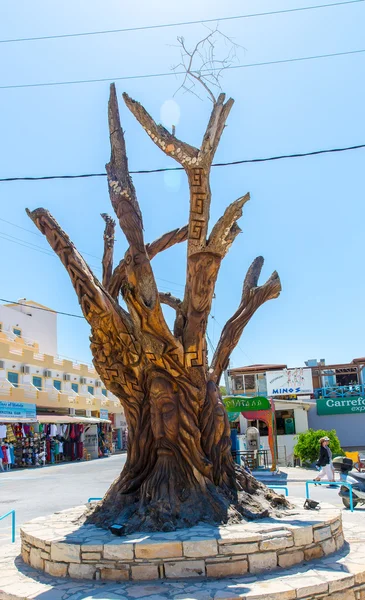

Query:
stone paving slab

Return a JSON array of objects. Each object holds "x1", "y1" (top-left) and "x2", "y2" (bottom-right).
[
  {"x1": 1, "y1": 505, "x2": 365, "y2": 599},
  {"x1": 1, "y1": 537, "x2": 365, "y2": 599}
]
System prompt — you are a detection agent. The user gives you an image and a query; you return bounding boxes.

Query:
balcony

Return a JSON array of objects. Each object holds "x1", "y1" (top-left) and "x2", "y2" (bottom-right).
[{"x1": 315, "y1": 384, "x2": 364, "y2": 399}]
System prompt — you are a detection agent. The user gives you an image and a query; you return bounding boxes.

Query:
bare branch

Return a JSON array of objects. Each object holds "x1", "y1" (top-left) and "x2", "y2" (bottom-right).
[
  {"x1": 208, "y1": 193, "x2": 249, "y2": 256},
  {"x1": 159, "y1": 292, "x2": 182, "y2": 311},
  {"x1": 210, "y1": 259, "x2": 282, "y2": 382},
  {"x1": 123, "y1": 92, "x2": 199, "y2": 167},
  {"x1": 107, "y1": 83, "x2": 144, "y2": 250},
  {"x1": 101, "y1": 213, "x2": 116, "y2": 288},
  {"x1": 172, "y1": 28, "x2": 242, "y2": 105}
]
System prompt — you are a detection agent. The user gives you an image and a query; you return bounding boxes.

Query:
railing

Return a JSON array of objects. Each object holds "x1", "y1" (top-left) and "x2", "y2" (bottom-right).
[
  {"x1": 0, "y1": 509, "x2": 16, "y2": 543},
  {"x1": 315, "y1": 384, "x2": 364, "y2": 398}
]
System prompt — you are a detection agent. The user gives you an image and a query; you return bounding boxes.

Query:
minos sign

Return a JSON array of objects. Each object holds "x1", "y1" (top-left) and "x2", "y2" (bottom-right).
[
  {"x1": 317, "y1": 397, "x2": 365, "y2": 415},
  {"x1": 266, "y1": 368, "x2": 313, "y2": 396}
]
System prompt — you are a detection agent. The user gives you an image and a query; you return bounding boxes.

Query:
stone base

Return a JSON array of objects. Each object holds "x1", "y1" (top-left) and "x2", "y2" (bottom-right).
[{"x1": 20, "y1": 500, "x2": 344, "y2": 582}]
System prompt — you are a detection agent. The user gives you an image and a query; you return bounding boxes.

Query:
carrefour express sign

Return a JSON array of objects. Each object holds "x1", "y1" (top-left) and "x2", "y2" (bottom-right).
[{"x1": 317, "y1": 397, "x2": 365, "y2": 415}]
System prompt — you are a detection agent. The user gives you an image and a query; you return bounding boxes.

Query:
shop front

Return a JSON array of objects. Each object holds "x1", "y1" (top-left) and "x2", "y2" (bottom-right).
[
  {"x1": 308, "y1": 397, "x2": 365, "y2": 450},
  {"x1": 0, "y1": 400, "x2": 113, "y2": 470}
]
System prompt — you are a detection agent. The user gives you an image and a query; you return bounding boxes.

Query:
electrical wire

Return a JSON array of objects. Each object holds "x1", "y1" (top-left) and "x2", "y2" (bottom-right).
[
  {"x1": 0, "y1": 219, "x2": 187, "y2": 289},
  {"x1": 1, "y1": 1, "x2": 363, "y2": 44},
  {"x1": 0, "y1": 298, "x2": 84, "y2": 319},
  {"x1": 0, "y1": 216, "x2": 104, "y2": 261},
  {"x1": 0, "y1": 230, "x2": 102, "y2": 271},
  {"x1": 1, "y1": 143, "x2": 364, "y2": 183},
  {"x1": 1, "y1": 48, "x2": 365, "y2": 90}
]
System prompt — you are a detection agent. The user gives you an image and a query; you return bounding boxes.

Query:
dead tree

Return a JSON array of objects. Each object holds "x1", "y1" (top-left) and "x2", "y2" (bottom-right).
[{"x1": 27, "y1": 84, "x2": 284, "y2": 533}]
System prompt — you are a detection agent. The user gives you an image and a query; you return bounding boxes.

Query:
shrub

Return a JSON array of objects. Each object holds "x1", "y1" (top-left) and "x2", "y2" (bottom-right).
[{"x1": 294, "y1": 429, "x2": 344, "y2": 465}]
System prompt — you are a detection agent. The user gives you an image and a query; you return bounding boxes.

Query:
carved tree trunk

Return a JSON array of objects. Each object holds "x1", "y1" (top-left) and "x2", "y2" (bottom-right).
[{"x1": 27, "y1": 84, "x2": 285, "y2": 533}]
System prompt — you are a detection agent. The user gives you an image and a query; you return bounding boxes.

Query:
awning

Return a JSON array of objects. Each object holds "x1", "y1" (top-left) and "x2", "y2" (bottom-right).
[
  {"x1": 1, "y1": 415, "x2": 111, "y2": 425},
  {"x1": 36, "y1": 415, "x2": 111, "y2": 424}
]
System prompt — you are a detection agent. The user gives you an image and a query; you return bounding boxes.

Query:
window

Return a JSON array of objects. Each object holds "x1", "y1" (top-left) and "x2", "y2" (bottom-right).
[
  {"x1": 71, "y1": 383, "x2": 79, "y2": 393},
  {"x1": 13, "y1": 328, "x2": 22, "y2": 337},
  {"x1": 88, "y1": 386, "x2": 94, "y2": 395},
  {"x1": 8, "y1": 371, "x2": 19, "y2": 387},
  {"x1": 53, "y1": 380, "x2": 61, "y2": 391},
  {"x1": 102, "y1": 389, "x2": 107, "y2": 397},
  {"x1": 235, "y1": 376, "x2": 243, "y2": 390},
  {"x1": 32, "y1": 376, "x2": 42, "y2": 390},
  {"x1": 244, "y1": 374, "x2": 256, "y2": 392}
]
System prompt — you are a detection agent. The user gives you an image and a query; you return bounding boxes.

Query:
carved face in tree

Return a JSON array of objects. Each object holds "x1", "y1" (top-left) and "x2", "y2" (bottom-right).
[
  {"x1": 150, "y1": 376, "x2": 179, "y2": 452},
  {"x1": 189, "y1": 253, "x2": 220, "y2": 313}
]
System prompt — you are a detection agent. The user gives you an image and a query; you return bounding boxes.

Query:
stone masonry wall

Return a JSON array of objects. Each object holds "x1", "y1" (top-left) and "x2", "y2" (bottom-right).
[{"x1": 20, "y1": 505, "x2": 344, "y2": 582}]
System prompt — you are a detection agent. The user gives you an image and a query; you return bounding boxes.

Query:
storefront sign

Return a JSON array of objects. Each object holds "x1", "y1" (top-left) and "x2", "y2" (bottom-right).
[
  {"x1": 317, "y1": 397, "x2": 365, "y2": 415},
  {"x1": 0, "y1": 401, "x2": 37, "y2": 422},
  {"x1": 266, "y1": 368, "x2": 313, "y2": 396},
  {"x1": 100, "y1": 409, "x2": 109, "y2": 420},
  {"x1": 227, "y1": 412, "x2": 241, "y2": 422},
  {"x1": 223, "y1": 396, "x2": 271, "y2": 412}
]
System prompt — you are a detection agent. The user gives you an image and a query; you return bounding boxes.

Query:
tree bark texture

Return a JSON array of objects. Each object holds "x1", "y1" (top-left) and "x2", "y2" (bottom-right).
[{"x1": 27, "y1": 84, "x2": 286, "y2": 533}]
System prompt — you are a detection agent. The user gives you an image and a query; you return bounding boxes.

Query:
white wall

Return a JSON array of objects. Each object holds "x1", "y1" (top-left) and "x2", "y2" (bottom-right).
[{"x1": 0, "y1": 300, "x2": 57, "y2": 356}]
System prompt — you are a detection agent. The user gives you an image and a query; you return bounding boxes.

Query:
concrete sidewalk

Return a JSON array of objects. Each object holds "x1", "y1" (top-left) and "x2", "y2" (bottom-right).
[{"x1": 252, "y1": 466, "x2": 319, "y2": 484}]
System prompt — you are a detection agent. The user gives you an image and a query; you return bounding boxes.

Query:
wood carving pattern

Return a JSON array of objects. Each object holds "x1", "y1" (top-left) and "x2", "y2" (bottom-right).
[{"x1": 27, "y1": 84, "x2": 286, "y2": 534}]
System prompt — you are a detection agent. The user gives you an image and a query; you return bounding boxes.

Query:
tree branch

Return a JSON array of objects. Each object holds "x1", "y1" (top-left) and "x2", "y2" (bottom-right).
[
  {"x1": 107, "y1": 224, "x2": 188, "y2": 299},
  {"x1": 123, "y1": 92, "x2": 199, "y2": 167},
  {"x1": 106, "y1": 84, "x2": 185, "y2": 372},
  {"x1": 101, "y1": 213, "x2": 115, "y2": 288},
  {"x1": 159, "y1": 292, "x2": 182, "y2": 311},
  {"x1": 210, "y1": 258, "x2": 282, "y2": 382},
  {"x1": 26, "y1": 207, "x2": 147, "y2": 405},
  {"x1": 207, "y1": 193, "x2": 249, "y2": 256}
]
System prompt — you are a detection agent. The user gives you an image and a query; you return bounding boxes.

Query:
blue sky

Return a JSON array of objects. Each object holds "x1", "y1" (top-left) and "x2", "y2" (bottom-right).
[{"x1": 0, "y1": 0, "x2": 364, "y2": 368}]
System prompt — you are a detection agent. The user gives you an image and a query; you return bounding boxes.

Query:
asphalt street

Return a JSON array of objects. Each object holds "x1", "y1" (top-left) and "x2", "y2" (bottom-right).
[
  {"x1": 0, "y1": 453, "x2": 127, "y2": 543},
  {"x1": 1, "y1": 455, "x2": 364, "y2": 544}
]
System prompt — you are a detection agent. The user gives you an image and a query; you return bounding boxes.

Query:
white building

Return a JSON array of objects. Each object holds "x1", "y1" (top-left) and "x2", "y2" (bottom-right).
[
  {"x1": 0, "y1": 299, "x2": 57, "y2": 356},
  {"x1": 0, "y1": 299, "x2": 126, "y2": 452}
]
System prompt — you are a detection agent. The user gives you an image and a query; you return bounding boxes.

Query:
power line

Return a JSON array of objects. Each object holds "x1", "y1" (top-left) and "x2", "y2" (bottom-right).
[
  {"x1": 0, "y1": 217, "x2": 187, "y2": 290},
  {"x1": 0, "y1": 230, "x2": 102, "y2": 271},
  {"x1": 0, "y1": 216, "x2": 102, "y2": 261},
  {"x1": 1, "y1": 47, "x2": 365, "y2": 90},
  {"x1": 1, "y1": 1, "x2": 363, "y2": 44},
  {"x1": 0, "y1": 298, "x2": 84, "y2": 319},
  {"x1": 1, "y1": 143, "x2": 364, "y2": 183}
]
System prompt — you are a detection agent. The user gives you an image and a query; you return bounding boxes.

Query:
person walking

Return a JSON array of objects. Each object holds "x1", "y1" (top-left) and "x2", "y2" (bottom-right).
[{"x1": 314, "y1": 436, "x2": 335, "y2": 484}]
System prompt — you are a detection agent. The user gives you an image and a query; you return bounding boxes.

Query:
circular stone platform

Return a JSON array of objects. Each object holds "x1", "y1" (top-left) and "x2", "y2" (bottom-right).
[{"x1": 20, "y1": 500, "x2": 344, "y2": 582}]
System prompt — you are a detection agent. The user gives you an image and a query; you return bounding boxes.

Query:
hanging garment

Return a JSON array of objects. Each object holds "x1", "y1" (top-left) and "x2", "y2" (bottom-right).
[
  {"x1": 0, "y1": 446, "x2": 4, "y2": 459},
  {"x1": 0, "y1": 424, "x2": 7, "y2": 439},
  {"x1": 77, "y1": 442, "x2": 83, "y2": 459},
  {"x1": 1, "y1": 445, "x2": 9, "y2": 464},
  {"x1": 6, "y1": 425, "x2": 16, "y2": 443},
  {"x1": 46, "y1": 439, "x2": 51, "y2": 462},
  {"x1": 9, "y1": 444, "x2": 15, "y2": 464}
]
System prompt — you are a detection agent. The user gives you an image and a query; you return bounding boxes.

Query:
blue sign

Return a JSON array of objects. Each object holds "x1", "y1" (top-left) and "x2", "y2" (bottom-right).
[
  {"x1": 100, "y1": 409, "x2": 109, "y2": 420},
  {"x1": 0, "y1": 401, "x2": 37, "y2": 422}
]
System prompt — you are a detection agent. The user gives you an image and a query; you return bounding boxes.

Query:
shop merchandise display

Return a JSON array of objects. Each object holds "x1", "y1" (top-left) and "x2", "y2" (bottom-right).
[
  {"x1": 0, "y1": 422, "x2": 92, "y2": 469},
  {"x1": 98, "y1": 422, "x2": 113, "y2": 457}
]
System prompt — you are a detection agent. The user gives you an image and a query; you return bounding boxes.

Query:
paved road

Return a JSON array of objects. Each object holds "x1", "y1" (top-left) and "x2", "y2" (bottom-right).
[
  {"x1": 1, "y1": 456, "x2": 364, "y2": 543},
  {"x1": 0, "y1": 453, "x2": 127, "y2": 542}
]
